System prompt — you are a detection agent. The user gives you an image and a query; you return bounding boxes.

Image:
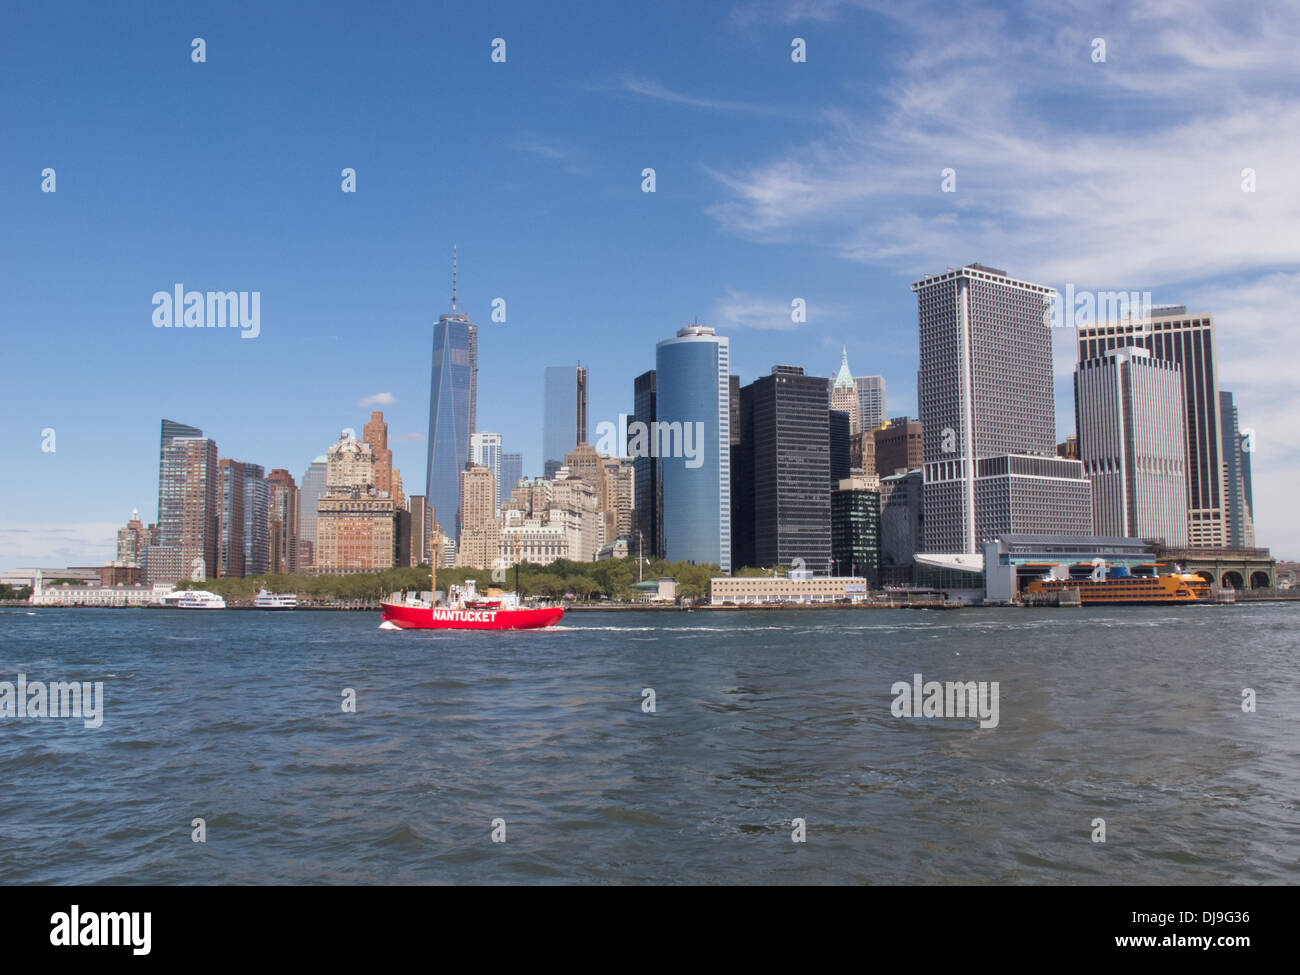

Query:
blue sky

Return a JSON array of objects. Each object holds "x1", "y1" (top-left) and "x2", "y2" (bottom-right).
[{"x1": 3, "y1": 0, "x2": 1298, "y2": 566}]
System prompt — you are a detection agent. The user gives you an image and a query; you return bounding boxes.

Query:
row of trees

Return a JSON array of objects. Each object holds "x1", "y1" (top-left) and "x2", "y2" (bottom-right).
[
  {"x1": 0, "y1": 584, "x2": 33, "y2": 600},
  {"x1": 172, "y1": 556, "x2": 724, "y2": 603}
]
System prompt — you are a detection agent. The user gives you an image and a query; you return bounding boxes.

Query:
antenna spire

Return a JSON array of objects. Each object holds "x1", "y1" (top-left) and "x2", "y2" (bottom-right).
[{"x1": 451, "y1": 244, "x2": 458, "y2": 311}]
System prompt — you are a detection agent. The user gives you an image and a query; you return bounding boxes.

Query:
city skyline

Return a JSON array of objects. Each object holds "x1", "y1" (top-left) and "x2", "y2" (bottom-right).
[{"x1": 4, "y1": 1, "x2": 1297, "y2": 566}]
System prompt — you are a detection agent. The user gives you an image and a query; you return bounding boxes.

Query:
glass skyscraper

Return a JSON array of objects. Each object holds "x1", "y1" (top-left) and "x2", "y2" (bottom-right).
[
  {"x1": 470, "y1": 431, "x2": 503, "y2": 513},
  {"x1": 499, "y1": 452, "x2": 523, "y2": 506},
  {"x1": 298, "y1": 456, "x2": 328, "y2": 567},
  {"x1": 426, "y1": 304, "x2": 477, "y2": 541},
  {"x1": 242, "y1": 463, "x2": 269, "y2": 576},
  {"x1": 655, "y1": 324, "x2": 730, "y2": 572},
  {"x1": 542, "y1": 365, "x2": 588, "y2": 478}
]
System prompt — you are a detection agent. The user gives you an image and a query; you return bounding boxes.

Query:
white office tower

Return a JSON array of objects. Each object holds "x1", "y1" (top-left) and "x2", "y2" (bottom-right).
[{"x1": 1075, "y1": 347, "x2": 1188, "y2": 546}]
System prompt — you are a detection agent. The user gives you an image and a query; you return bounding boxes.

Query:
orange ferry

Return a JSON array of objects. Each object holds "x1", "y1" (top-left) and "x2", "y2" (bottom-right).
[{"x1": 1023, "y1": 561, "x2": 1210, "y2": 605}]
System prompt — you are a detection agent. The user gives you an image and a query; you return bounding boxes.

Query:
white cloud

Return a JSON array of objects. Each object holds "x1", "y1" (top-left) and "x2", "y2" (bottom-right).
[
  {"x1": 711, "y1": 288, "x2": 803, "y2": 331},
  {"x1": 358, "y1": 392, "x2": 396, "y2": 408}
]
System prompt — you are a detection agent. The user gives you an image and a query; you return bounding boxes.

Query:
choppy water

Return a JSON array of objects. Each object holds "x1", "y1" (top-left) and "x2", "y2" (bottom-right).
[{"x1": 1, "y1": 605, "x2": 1296, "y2": 884}]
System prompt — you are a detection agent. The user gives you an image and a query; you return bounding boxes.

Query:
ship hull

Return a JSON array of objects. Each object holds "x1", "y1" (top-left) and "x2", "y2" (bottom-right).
[
  {"x1": 380, "y1": 600, "x2": 564, "y2": 630},
  {"x1": 1024, "y1": 573, "x2": 1209, "y2": 605}
]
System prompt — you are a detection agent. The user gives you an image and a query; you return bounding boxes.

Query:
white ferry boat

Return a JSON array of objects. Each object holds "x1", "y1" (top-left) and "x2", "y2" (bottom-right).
[
  {"x1": 162, "y1": 590, "x2": 227, "y2": 610},
  {"x1": 253, "y1": 589, "x2": 297, "y2": 610}
]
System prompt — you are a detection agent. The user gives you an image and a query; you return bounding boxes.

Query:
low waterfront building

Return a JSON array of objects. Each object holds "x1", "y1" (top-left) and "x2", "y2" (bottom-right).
[
  {"x1": 630, "y1": 577, "x2": 678, "y2": 603},
  {"x1": 709, "y1": 572, "x2": 871, "y2": 605},
  {"x1": 30, "y1": 581, "x2": 174, "y2": 607}
]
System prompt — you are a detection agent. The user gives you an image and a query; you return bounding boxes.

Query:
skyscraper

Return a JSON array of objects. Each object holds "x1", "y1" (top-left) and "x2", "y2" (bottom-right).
[
  {"x1": 1077, "y1": 308, "x2": 1226, "y2": 547},
  {"x1": 298, "y1": 456, "x2": 328, "y2": 570},
  {"x1": 364, "y1": 411, "x2": 394, "y2": 499},
  {"x1": 155, "y1": 419, "x2": 202, "y2": 570},
  {"x1": 216, "y1": 459, "x2": 246, "y2": 578},
  {"x1": 632, "y1": 369, "x2": 660, "y2": 558},
  {"x1": 1220, "y1": 391, "x2": 1255, "y2": 549},
  {"x1": 408, "y1": 495, "x2": 430, "y2": 566},
  {"x1": 470, "y1": 431, "x2": 504, "y2": 512},
  {"x1": 455, "y1": 464, "x2": 499, "y2": 569},
  {"x1": 874, "y1": 417, "x2": 924, "y2": 477},
  {"x1": 733, "y1": 365, "x2": 832, "y2": 572},
  {"x1": 499, "y1": 452, "x2": 523, "y2": 510},
  {"x1": 830, "y1": 347, "x2": 860, "y2": 434},
  {"x1": 1075, "y1": 347, "x2": 1188, "y2": 545},
  {"x1": 543, "y1": 365, "x2": 589, "y2": 478},
  {"x1": 242, "y1": 464, "x2": 270, "y2": 576},
  {"x1": 317, "y1": 432, "x2": 395, "y2": 574},
  {"x1": 829, "y1": 409, "x2": 851, "y2": 486},
  {"x1": 912, "y1": 263, "x2": 1091, "y2": 552},
  {"x1": 158, "y1": 431, "x2": 219, "y2": 581},
  {"x1": 426, "y1": 252, "x2": 478, "y2": 543},
  {"x1": 832, "y1": 475, "x2": 880, "y2": 585},
  {"x1": 266, "y1": 468, "x2": 299, "y2": 574},
  {"x1": 855, "y1": 375, "x2": 886, "y2": 433},
  {"x1": 655, "y1": 324, "x2": 730, "y2": 571}
]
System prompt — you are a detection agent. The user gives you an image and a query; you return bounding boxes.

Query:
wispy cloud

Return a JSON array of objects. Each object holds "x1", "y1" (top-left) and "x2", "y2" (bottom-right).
[
  {"x1": 708, "y1": 0, "x2": 1300, "y2": 284},
  {"x1": 711, "y1": 287, "x2": 802, "y2": 331},
  {"x1": 607, "y1": 76, "x2": 815, "y2": 121},
  {"x1": 0, "y1": 523, "x2": 119, "y2": 570},
  {"x1": 393, "y1": 431, "x2": 425, "y2": 443},
  {"x1": 358, "y1": 392, "x2": 396, "y2": 408}
]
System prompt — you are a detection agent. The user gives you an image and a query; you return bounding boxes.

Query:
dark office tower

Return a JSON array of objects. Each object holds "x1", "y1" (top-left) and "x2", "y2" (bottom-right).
[
  {"x1": 632, "y1": 369, "x2": 661, "y2": 558},
  {"x1": 158, "y1": 432, "x2": 219, "y2": 582},
  {"x1": 913, "y1": 263, "x2": 1090, "y2": 552},
  {"x1": 832, "y1": 477, "x2": 880, "y2": 586},
  {"x1": 426, "y1": 250, "x2": 478, "y2": 542},
  {"x1": 543, "y1": 365, "x2": 588, "y2": 478},
  {"x1": 1077, "y1": 308, "x2": 1225, "y2": 547},
  {"x1": 242, "y1": 463, "x2": 269, "y2": 576},
  {"x1": 728, "y1": 375, "x2": 740, "y2": 446},
  {"x1": 829, "y1": 410, "x2": 851, "y2": 486},
  {"x1": 1220, "y1": 391, "x2": 1255, "y2": 548},
  {"x1": 734, "y1": 366, "x2": 831, "y2": 572},
  {"x1": 216, "y1": 459, "x2": 246, "y2": 578},
  {"x1": 408, "y1": 495, "x2": 430, "y2": 566},
  {"x1": 576, "y1": 366, "x2": 588, "y2": 446}
]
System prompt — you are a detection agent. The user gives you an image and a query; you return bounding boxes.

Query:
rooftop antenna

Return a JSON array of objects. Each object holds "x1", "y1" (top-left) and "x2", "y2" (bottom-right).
[{"x1": 451, "y1": 244, "x2": 459, "y2": 312}]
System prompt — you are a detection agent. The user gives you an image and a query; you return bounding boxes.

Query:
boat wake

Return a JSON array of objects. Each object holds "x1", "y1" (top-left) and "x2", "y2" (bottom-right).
[{"x1": 378, "y1": 620, "x2": 403, "y2": 631}]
